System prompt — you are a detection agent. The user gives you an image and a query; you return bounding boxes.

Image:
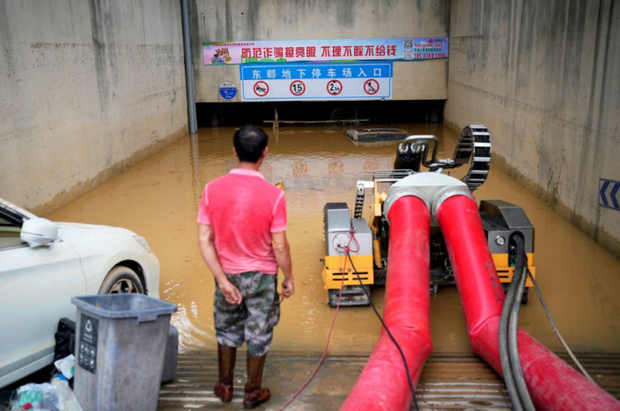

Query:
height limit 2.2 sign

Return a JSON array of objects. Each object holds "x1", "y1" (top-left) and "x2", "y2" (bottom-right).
[{"x1": 240, "y1": 62, "x2": 392, "y2": 101}]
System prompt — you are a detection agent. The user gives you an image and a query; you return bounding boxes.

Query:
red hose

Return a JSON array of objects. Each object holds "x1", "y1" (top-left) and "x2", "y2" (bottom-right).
[
  {"x1": 341, "y1": 196, "x2": 432, "y2": 411},
  {"x1": 437, "y1": 194, "x2": 620, "y2": 411}
]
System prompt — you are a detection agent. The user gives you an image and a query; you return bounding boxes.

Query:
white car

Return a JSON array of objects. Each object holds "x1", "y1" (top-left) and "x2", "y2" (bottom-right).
[{"x1": 0, "y1": 198, "x2": 160, "y2": 388}]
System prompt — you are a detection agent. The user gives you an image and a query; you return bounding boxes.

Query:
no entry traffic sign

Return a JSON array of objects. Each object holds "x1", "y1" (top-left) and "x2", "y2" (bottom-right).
[
  {"x1": 364, "y1": 79, "x2": 380, "y2": 95},
  {"x1": 253, "y1": 81, "x2": 269, "y2": 97}
]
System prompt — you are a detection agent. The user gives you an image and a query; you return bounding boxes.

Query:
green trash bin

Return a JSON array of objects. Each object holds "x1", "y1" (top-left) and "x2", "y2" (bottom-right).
[{"x1": 71, "y1": 294, "x2": 177, "y2": 411}]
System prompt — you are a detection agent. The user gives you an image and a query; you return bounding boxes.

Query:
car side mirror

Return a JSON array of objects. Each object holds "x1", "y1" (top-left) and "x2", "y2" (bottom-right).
[{"x1": 21, "y1": 218, "x2": 59, "y2": 248}]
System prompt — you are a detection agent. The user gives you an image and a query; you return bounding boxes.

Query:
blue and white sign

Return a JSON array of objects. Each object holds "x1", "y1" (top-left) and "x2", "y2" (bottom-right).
[
  {"x1": 240, "y1": 62, "x2": 392, "y2": 101},
  {"x1": 599, "y1": 178, "x2": 620, "y2": 210},
  {"x1": 219, "y1": 82, "x2": 237, "y2": 99}
]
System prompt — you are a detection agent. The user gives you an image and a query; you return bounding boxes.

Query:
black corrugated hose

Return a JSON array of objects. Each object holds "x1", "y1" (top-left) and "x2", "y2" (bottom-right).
[
  {"x1": 498, "y1": 240, "x2": 523, "y2": 411},
  {"x1": 499, "y1": 235, "x2": 535, "y2": 411},
  {"x1": 500, "y1": 234, "x2": 596, "y2": 410}
]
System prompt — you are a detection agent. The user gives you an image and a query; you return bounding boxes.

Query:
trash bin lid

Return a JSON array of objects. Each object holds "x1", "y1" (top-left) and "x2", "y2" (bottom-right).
[{"x1": 72, "y1": 294, "x2": 177, "y2": 323}]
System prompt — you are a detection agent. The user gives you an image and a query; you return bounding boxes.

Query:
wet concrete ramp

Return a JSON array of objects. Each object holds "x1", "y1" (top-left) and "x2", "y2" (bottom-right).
[{"x1": 158, "y1": 351, "x2": 620, "y2": 410}]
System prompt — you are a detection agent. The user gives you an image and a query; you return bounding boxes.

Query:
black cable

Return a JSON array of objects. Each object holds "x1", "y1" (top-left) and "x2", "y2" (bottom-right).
[
  {"x1": 347, "y1": 250, "x2": 421, "y2": 411},
  {"x1": 500, "y1": 235, "x2": 538, "y2": 411},
  {"x1": 499, "y1": 235, "x2": 535, "y2": 411},
  {"x1": 526, "y1": 269, "x2": 595, "y2": 383},
  {"x1": 500, "y1": 233, "x2": 596, "y2": 411},
  {"x1": 508, "y1": 237, "x2": 536, "y2": 411},
  {"x1": 498, "y1": 249, "x2": 523, "y2": 411}
]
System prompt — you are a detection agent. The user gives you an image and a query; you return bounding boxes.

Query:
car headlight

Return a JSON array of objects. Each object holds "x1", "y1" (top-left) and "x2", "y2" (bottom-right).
[{"x1": 133, "y1": 236, "x2": 152, "y2": 252}]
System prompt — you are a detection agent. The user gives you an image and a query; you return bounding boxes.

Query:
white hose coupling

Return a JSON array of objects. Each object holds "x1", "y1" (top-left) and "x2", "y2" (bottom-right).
[
  {"x1": 431, "y1": 185, "x2": 475, "y2": 218},
  {"x1": 384, "y1": 173, "x2": 474, "y2": 223},
  {"x1": 384, "y1": 185, "x2": 429, "y2": 223}
]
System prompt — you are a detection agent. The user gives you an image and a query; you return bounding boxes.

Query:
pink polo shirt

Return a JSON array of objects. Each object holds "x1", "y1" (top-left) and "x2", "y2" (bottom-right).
[{"x1": 197, "y1": 168, "x2": 287, "y2": 275}]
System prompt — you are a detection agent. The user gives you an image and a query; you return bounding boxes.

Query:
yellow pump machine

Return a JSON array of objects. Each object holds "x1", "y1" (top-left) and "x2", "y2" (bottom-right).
[{"x1": 322, "y1": 125, "x2": 536, "y2": 306}]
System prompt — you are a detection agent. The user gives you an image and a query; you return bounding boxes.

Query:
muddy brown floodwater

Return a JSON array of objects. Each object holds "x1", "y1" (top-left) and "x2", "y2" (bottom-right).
[{"x1": 48, "y1": 124, "x2": 620, "y2": 355}]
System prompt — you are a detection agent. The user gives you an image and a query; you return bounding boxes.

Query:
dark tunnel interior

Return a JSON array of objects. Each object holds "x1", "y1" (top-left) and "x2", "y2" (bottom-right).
[{"x1": 196, "y1": 100, "x2": 444, "y2": 127}]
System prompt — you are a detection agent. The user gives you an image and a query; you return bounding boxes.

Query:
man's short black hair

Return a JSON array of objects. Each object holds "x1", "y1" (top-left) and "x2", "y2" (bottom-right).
[{"x1": 233, "y1": 125, "x2": 269, "y2": 163}]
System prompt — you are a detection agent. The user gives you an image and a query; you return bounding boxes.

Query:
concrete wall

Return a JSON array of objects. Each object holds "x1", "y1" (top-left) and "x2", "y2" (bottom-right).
[
  {"x1": 445, "y1": 0, "x2": 620, "y2": 256},
  {"x1": 0, "y1": 0, "x2": 188, "y2": 214},
  {"x1": 190, "y1": 0, "x2": 449, "y2": 103}
]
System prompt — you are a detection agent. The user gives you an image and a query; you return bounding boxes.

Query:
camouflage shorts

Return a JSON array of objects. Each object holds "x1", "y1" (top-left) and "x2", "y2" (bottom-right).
[{"x1": 214, "y1": 271, "x2": 280, "y2": 356}]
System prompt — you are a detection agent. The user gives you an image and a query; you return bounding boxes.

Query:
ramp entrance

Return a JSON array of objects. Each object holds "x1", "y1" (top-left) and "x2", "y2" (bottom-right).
[{"x1": 158, "y1": 352, "x2": 620, "y2": 410}]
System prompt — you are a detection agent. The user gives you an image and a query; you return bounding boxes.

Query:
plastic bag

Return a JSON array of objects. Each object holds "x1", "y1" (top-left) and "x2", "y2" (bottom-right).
[
  {"x1": 9, "y1": 383, "x2": 50, "y2": 411},
  {"x1": 9, "y1": 380, "x2": 82, "y2": 411},
  {"x1": 53, "y1": 355, "x2": 75, "y2": 380},
  {"x1": 49, "y1": 378, "x2": 82, "y2": 411}
]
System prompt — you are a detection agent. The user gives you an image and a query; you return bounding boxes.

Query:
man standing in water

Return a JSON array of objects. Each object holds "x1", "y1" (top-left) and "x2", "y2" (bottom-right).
[{"x1": 197, "y1": 125, "x2": 295, "y2": 409}]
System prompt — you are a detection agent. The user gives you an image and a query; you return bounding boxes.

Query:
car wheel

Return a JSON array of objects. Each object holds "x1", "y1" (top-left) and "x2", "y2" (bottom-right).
[{"x1": 98, "y1": 265, "x2": 145, "y2": 294}]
